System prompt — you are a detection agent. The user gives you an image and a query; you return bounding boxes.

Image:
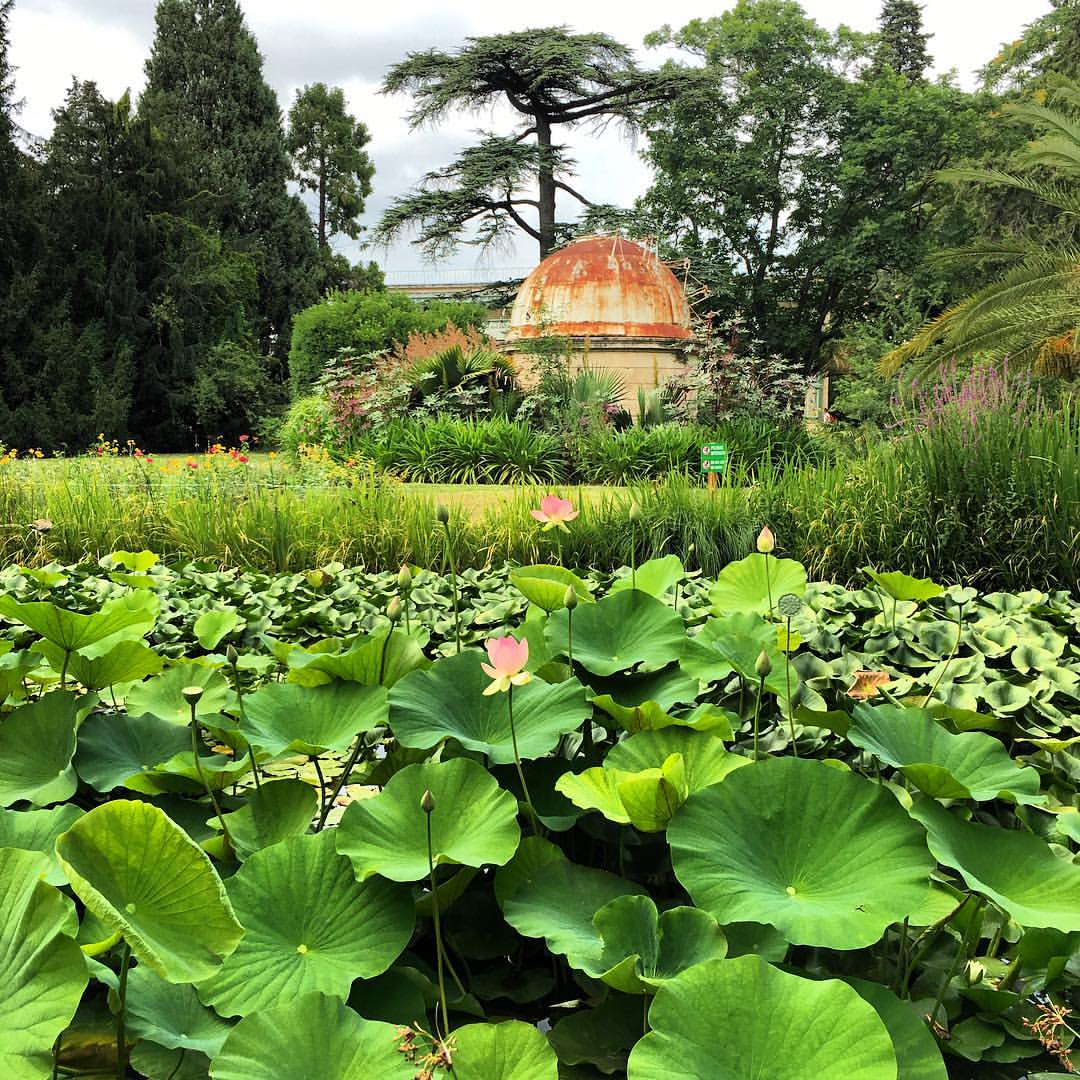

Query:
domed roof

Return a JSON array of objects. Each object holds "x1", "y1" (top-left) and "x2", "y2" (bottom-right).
[{"x1": 506, "y1": 235, "x2": 691, "y2": 342}]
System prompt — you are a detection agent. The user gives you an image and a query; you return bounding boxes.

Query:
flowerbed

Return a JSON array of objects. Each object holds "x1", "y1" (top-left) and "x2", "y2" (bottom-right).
[{"x1": 0, "y1": 542, "x2": 1076, "y2": 1078}]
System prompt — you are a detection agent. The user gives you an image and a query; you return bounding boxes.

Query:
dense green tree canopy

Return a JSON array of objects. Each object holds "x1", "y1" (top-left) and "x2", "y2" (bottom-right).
[
  {"x1": 374, "y1": 27, "x2": 688, "y2": 258},
  {"x1": 287, "y1": 83, "x2": 374, "y2": 251}
]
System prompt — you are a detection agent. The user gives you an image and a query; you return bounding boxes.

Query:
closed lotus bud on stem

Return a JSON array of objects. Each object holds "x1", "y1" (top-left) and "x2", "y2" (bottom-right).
[
  {"x1": 420, "y1": 789, "x2": 436, "y2": 814},
  {"x1": 754, "y1": 650, "x2": 772, "y2": 678},
  {"x1": 225, "y1": 644, "x2": 239, "y2": 666},
  {"x1": 756, "y1": 525, "x2": 775, "y2": 554},
  {"x1": 397, "y1": 564, "x2": 412, "y2": 591},
  {"x1": 564, "y1": 585, "x2": 578, "y2": 610},
  {"x1": 628, "y1": 502, "x2": 642, "y2": 523},
  {"x1": 181, "y1": 685, "x2": 204, "y2": 706},
  {"x1": 387, "y1": 596, "x2": 402, "y2": 623},
  {"x1": 435, "y1": 504, "x2": 450, "y2": 525}
]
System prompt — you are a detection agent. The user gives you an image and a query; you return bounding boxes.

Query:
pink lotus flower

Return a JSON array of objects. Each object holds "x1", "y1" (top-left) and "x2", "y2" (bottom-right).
[
  {"x1": 530, "y1": 495, "x2": 579, "y2": 532},
  {"x1": 481, "y1": 635, "x2": 532, "y2": 695},
  {"x1": 756, "y1": 525, "x2": 775, "y2": 554}
]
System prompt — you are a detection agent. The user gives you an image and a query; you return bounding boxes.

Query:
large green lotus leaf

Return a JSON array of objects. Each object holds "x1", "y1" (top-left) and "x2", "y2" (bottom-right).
[
  {"x1": 910, "y1": 799, "x2": 1080, "y2": 930},
  {"x1": 240, "y1": 681, "x2": 388, "y2": 757},
  {"x1": 39, "y1": 638, "x2": 163, "y2": 691},
  {"x1": 496, "y1": 836, "x2": 645, "y2": 972},
  {"x1": 225, "y1": 780, "x2": 318, "y2": 861},
  {"x1": 554, "y1": 767, "x2": 631, "y2": 825},
  {"x1": 708, "y1": 553, "x2": 807, "y2": 616},
  {"x1": 609, "y1": 555, "x2": 684, "y2": 598},
  {"x1": 546, "y1": 590, "x2": 686, "y2": 676},
  {"x1": 198, "y1": 833, "x2": 413, "y2": 1017},
  {"x1": 336, "y1": 757, "x2": 520, "y2": 882},
  {"x1": 76, "y1": 711, "x2": 192, "y2": 794},
  {"x1": 681, "y1": 613, "x2": 790, "y2": 697},
  {"x1": 194, "y1": 608, "x2": 241, "y2": 651},
  {"x1": 0, "y1": 804, "x2": 84, "y2": 885},
  {"x1": 627, "y1": 956, "x2": 897, "y2": 1080},
  {"x1": 129, "y1": 1042, "x2": 209, "y2": 1079},
  {"x1": 548, "y1": 995, "x2": 644, "y2": 1075},
  {"x1": 208, "y1": 992, "x2": 412, "y2": 1079},
  {"x1": 848, "y1": 704, "x2": 1043, "y2": 804},
  {"x1": 0, "y1": 648, "x2": 44, "y2": 702},
  {"x1": 0, "y1": 590, "x2": 157, "y2": 652},
  {"x1": 590, "y1": 895, "x2": 727, "y2": 993},
  {"x1": 864, "y1": 569, "x2": 944, "y2": 603},
  {"x1": 0, "y1": 849, "x2": 88, "y2": 1080},
  {"x1": 127, "y1": 664, "x2": 232, "y2": 725},
  {"x1": 0, "y1": 690, "x2": 80, "y2": 807},
  {"x1": 285, "y1": 630, "x2": 430, "y2": 688},
  {"x1": 55, "y1": 800, "x2": 243, "y2": 983},
  {"x1": 847, "y1": 979, "x2": 947, "y2": 1080},
  {"x1": 124, "y1": 965, "x2": 232, "y2": 1057},
  {"x1": 668, "y1": 758, "x2": 933, "y2": 949},
  {"x1": 606, "y1": 729, "x2": 750, "y2": 791},
  {"x1": 510, "y1": 564, "x2": 593, "y2": 611},
  {"x1": 452, "y1": 1020, "x2": 559, "y2": 1079},
  {"x1": 388, "y1": 651, "x2": 590, "y2": 764}
]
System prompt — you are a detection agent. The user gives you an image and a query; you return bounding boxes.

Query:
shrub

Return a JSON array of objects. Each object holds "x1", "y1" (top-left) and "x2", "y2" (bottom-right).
[{"x1": 287, "y1": 290, "x2": 488, "y2": 397}]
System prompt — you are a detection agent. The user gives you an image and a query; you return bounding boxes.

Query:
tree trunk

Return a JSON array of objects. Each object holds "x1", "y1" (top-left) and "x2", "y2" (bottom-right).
[
  {"x1": 318, "y1": 154, "x2": 327, "y2": 249},
  {"x1": 536, "y1": 116, "x2": 555, "y2": 258}
]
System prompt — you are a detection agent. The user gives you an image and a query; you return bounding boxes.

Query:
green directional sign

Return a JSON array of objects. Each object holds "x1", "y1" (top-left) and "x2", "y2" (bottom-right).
[{"x1": 700, "y1": 443, "x2": 727, "y2": 473}]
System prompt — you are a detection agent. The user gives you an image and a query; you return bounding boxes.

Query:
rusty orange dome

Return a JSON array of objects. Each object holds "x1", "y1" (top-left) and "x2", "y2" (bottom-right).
[{"x1": 506, "y1": 235, "x2": 691, "y2": 341}]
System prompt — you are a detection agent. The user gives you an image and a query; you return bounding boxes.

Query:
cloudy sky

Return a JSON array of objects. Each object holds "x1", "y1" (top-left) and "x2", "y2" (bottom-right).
[{"x1": 8, "y1": 0, "x2": 1050, "y2": 278}]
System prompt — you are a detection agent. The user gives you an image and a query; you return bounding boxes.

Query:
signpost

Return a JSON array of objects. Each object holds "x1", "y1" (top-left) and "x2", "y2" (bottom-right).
[{"x1": 701, "y1": 442, "x2": 727, "y2": 490}]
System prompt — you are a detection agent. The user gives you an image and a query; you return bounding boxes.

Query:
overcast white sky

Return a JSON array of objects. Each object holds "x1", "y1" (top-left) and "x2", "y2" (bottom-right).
[{"x1": 8, "y1": 0, "x2": 1051, "y2": 277}]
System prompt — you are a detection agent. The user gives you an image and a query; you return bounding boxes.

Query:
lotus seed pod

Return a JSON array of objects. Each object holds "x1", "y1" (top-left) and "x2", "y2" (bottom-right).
[
  {"x1": 777, "y1": 593, "x2": 803, "y2": 618},
  {"x1": 435, "y1": 504, "x2": 450, "y2": 525},
  {"x1": 181, "y1": 685, "x2": 204, "y2": 706},
  {"x1": 420, "y1": 789, "x2": 436, "y2": 814},
  {"x1": 397, "y1": 564, "x2": 412, "y2": 591},
  {"x1": 754, "y1": 650, "x2": 772, "y2": 678},
  {"x1": 564, "y1": 585, "x2": 579, "y2": 610},
  {"x1": 387, "y1": 596, "x2": 402, "y2": 623},
  {"x1": 629, "y1": 502, "x2": 642, "y2": 523},
  {"x1": 756, "y1": 525, "x2": 775, "y2": 553}
]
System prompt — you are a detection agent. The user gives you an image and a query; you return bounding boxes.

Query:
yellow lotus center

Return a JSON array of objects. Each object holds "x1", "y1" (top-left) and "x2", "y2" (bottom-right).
[
  {"x1": 785, "y1": 886, "x2": 797, "y2": 896},
  {"x1": 125, "y1": 903, "x2": 137, "y2": 913},
  {"x1": 297, "y1": 943, "x2": 309, "y2": 955}
]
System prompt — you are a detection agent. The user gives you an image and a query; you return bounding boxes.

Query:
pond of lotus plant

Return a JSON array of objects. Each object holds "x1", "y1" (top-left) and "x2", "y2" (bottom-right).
[{"x1": 0, "y1": 519, "x2": 1077, "y2": 1078}]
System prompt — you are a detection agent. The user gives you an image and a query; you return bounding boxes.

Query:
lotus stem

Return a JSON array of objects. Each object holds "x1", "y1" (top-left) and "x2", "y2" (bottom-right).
[
  {"x1": 378, "y1": 621, "x2": 392, "y2": 686},
  {"x1": 59, "y1": 648, "x2": 70, "y2": 689},
  {"x1": 927, "y1": 900, "x2": 982, "y2": 1026},
  {"x1": 508, "y1": 685, "x2": 540, "y2": 835},
  {"x1": 166, "y1": 1050, "x2": 186, "y2": 1080},
  {"x1": 784, "y1": 615, "x2": 797, "y2": 756},
  {"x1": 753, "y1": 675, "x2": 764, "y2": 759},
  {"x1": 316, "y1": 735, "x2": 367, "y2": 832},
  {"x1": 900, "y1": 894, "x2": 971, "y2": 997},
  {"x1": 440, "y1": 516, "x2": 461, "y2": 654},
  {"x1": 764, "y1": 558, "x2": 773, "y2": 618},
  {"x1": 425, "y1": 805, "x2": 451, "y2": 1038},
  {"x1": 920, "y1": 603, "x2": 965, "y2": 710},
  {"x1": 311, "y1": 755, "x2": 326, "y2": 813},
  {"x1": 187, "y1": 699, "x2": 232, "y2": 850},
  {"x1": 230, "y1": 651, "x2": 260, "y2": 792},
  {"x1": 115, "y1": 940, "x2": 131, "y2": 1079}
]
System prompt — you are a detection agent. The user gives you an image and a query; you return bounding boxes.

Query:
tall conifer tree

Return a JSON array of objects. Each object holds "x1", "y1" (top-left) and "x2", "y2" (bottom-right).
[{"x1": 873, "y1": 0, "x2": 933, "y2": 83}]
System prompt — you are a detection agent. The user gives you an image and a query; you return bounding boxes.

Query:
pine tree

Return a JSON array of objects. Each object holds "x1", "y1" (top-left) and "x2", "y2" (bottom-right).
[
  {"x1": 873, "y1": 0, "x2": 933, "y2": 83},
  {"x1": 141, "y1": 0, "x2": 319, "y2": 359}
]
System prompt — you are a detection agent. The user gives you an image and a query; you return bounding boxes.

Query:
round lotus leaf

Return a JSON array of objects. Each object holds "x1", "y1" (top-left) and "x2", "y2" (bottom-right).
[
  {"x1": 388, "y1": 651, "x2": 590, "y2": 763},
  {"x1": 709, "y1": 553, "x2": 807, "y2": 616},
  {"x1": 127, "y1": 664, "x2": 231, "y2": 725},
  {"x1": 225, "y1": 779, "x2": 318, "y2": 861},
  {"x1": 285, "y1": 629, "x2": 430, "y2": 688},
  {"x1": 910, "y1": 799, "x2": 1080, "y2": 931},
  {"x1": 209, "y1": 991, "x2": 413, "y2": 1079},
  {"x1": 848, "y1": 704, "x2": 1043, "y2": 804},
  {"x1": 863, "y1": 569, "x2": 944, "y2": 603},
  {"x1": 590, "y1": 895, "x2": 727, "y2": 993},
  {"x1": 198, "y1": 832, "x2": 414, "y2": 1017},
  {"x1": 847, "y1": 978, "x2": 947, "y2": 1080},
  {"x1": 0, "y1": 804, "x2": 83, "y2": 885},
  {"x1": 75, "y1": 711, "x2": 192, "y2": 794},
  {"x1": 668, "y1": 758, "x2": 933, "y2": 949},
  {"x1": 239, "y1": 680, "x2": 388, "y2": 757},
  {"x1": 496, "y1": 836, "x2": 644, "y2": 972},
  {"x1": 0, "y1": 691, "x2": 80, "y2": 807},
  {"x1": 627, "y1": 956, "x2": 897, "y2": 1079},
  {"x1": 452, "y1": 1020, "x2": 559, "y2": 1079},
  {"x1": 545, "y1": 590, "x2": 687, "y2": 675},
  {"x1": 608, "y1": 555, "x2": 685, "y2": 598},
  {"x1": 510, "y1": 565, "x2": 593, "y2": 611},
  {"x1": 0, "y1": 590, "x2": 157, "y2": 652},
  {"x1": 39, "y1": 638, "x2": 163, "y2": 691},
  {"x1": 335, "y1": 757, "x2": 520, "y2": 882},
  {"x1": 124, "y1": 965, "x2": 232, "y2": 1057},
  {"x1": 606, "y1": 729, "x2": 750, "y2": 791},
  {"x1": 0, "y1": 849, "x2": 88, "y2": 1080},
  {"x1": 681, "y1": 612, "x2": 789, "y2": 697},
  {"x1": 55, "y1": 800, "x2": 243, "y2": 983}
]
